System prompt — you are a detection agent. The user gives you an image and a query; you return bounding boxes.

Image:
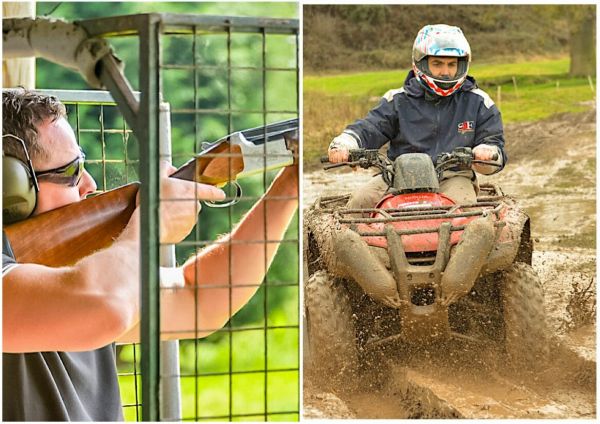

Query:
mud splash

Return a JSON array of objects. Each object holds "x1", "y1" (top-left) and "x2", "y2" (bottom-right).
[{"x1": 306, "y1": 338, "x2": 595, "y2": 419}]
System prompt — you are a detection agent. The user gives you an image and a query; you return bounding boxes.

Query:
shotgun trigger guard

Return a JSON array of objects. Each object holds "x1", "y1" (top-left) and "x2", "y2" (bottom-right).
[{"x1": 203, "y1": 180, "x2": 242, "y2": 208}]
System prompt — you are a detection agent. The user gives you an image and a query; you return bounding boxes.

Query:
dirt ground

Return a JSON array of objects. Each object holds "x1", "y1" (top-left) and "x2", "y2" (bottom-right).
[{"x1": 302, "y1": 108, "x2": 596, "y2": 419}]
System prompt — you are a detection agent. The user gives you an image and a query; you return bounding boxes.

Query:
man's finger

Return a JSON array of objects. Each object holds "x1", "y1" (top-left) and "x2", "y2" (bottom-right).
[
  {"x1": 475, "y1": 145, "x2": 500, "y2": 160},
  {"x1": 193, "y1": 183, "x2": 226, "y2": 201},
  {"x1": 327, "y1": 149, "x2": 336, "y2": 162},
  {"x1": 474, "y1": 147, "x2": 493, "y2": 161},
  {"x1": 161, "y1": 180, "x2": 225, "y2": 201},
  {"x1": 328, "y1": 148, "x2": 348, "y2": 163},
  {"x1": 159, "y1": 160, "x2": 176, "y2": 177},
  {"x1": 481, "y1": 151, "x2": 494, "y2": 160},
  {"x1": 165, "y1": 164, "x2": 178, "y2": 176}
]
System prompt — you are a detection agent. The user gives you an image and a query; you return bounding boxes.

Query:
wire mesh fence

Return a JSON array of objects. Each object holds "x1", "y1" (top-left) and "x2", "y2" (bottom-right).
[
  {"x1": 37, "y1": 12, "x2": 299, "y2": 422},
  {"x1": 158, "y1": 18, "x2": 299, "y2": 421}
]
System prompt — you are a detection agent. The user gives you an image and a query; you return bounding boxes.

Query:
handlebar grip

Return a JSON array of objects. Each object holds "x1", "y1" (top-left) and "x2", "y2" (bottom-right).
[{"x1": 320, "y1": 155, "x2": 330, "y2": 163}]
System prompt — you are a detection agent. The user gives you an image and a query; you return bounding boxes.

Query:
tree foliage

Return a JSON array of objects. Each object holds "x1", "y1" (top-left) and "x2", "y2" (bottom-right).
[
  {"x1": 566, "y1": 5, "x2": 596, "y2": 76},
  {"x1": 304, "y1": 4, "x2": 592, "y2": 73}
]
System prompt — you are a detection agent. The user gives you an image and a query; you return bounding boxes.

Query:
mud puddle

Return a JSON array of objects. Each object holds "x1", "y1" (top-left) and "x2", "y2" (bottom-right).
[
  {"x1": 307, "y1": 339, "x2": 595, "y2": 419},
  {"x1": 387, "y1": 339, "x2": 595, "y2": 418}
]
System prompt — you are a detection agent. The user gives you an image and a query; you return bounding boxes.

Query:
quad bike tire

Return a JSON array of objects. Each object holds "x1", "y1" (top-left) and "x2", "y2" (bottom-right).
[
  {"x1": 305, "y1": 270, "x2": 358, "y2": 383},
  {"x1": 501, "y1": 262, "x2": 550, "y2": 367}
]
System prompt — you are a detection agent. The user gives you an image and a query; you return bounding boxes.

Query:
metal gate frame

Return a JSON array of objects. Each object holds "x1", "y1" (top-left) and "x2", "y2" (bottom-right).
[
  {"x1": 77, "y1": 13, "x2": 299, "y2": 421},
  {"x1": 5, "y1": 13, "x2": 299, "y2": 421}
]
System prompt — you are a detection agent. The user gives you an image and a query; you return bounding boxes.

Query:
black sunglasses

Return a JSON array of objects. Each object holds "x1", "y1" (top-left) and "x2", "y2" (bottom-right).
[{"x1": 35, "y1": 149, "x2": 86, "y2": 187}]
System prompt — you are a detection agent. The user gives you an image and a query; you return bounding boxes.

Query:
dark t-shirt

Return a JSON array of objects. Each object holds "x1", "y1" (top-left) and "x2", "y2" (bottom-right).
[{"x1": 2, "y1": 232, "x2": 124, "y2": 421}]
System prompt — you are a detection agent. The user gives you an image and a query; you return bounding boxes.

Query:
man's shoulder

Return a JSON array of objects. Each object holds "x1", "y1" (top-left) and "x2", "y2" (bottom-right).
[
  {"x1": 464, "y1": 86, "x2": 495, "y2": 109},
  {"x1": 382, "y1": 87, "x2": 406, "y2": 102}
]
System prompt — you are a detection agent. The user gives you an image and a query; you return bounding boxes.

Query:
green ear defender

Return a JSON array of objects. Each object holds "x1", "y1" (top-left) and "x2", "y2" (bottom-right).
[{"x1": 2, "y1": 135, "x2": 39, "y2": 224}]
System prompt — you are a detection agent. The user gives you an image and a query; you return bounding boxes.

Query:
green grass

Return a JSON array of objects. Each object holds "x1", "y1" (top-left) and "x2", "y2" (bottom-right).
[
  {"x1": 303, "y1": 57, "x2": 596, "y2": 164},
  {"x1": 303, "y1": 58, "x2": 569, "y2": 97},
  {"x1": 484, "y1": 77, "x2": 594, "y2": 123},
  {"x1": 304, "y1": 58, "x2": 573, "y2": 97}
]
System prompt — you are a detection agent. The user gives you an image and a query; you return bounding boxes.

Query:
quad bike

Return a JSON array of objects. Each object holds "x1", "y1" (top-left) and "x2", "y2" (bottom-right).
[{"x1": 304, "y1": 147, "x2": 549, "y2": 378}]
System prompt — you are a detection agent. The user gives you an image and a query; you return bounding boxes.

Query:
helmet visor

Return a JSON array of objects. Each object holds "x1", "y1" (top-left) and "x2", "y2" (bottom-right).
[{"x1": 416, "y1": 57, "x2": 469, "y2": 86}]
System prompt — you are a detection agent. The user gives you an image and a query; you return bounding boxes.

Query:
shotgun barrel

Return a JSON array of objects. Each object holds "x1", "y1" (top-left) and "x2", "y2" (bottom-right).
[{"x1": 3, "y1": 119, "x2": 298, "y2": 268}]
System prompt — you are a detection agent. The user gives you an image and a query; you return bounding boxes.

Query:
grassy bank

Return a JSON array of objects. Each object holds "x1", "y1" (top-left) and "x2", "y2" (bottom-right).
[{"x1": 303, "y1": 57, "x2": 595, "y2": 166}]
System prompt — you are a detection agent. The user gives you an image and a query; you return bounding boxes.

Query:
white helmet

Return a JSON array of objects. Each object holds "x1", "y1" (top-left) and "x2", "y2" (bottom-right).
[{"x1": 412, "y1": 24, "x2": 471, "y2": 97}]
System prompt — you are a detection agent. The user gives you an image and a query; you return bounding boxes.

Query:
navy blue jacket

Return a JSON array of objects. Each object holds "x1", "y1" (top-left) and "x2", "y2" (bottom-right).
[{"x1": 345, "y1": 71, "x2": 507, "y2": 171}]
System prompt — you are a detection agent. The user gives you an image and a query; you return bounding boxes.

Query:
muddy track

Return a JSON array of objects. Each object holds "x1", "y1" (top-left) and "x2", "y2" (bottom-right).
[
  {"x1": 305, "y1": 335, "x2": 595, "y2": 419},
  {"x1": 302, "y1": 109, "x2": 596, "y2": 419}
]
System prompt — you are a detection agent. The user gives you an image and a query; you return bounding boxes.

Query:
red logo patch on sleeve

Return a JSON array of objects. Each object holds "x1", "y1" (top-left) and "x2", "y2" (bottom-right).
[{"x1": 457, "y1": 121, "x2": 475, "y2": 134}]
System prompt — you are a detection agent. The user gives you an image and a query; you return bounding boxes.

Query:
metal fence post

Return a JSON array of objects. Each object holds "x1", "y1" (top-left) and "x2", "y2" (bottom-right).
[
  {"x1": 158, "y1": 102, "x2": 183, "y2": 421},
  {"x1": 139, "y1": 15, "x2": 162, "y2": 422}
]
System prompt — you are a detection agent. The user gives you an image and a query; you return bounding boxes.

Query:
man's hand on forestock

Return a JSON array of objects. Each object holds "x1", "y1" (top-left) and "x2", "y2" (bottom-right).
[
  {"x1": 328, "y1": 132, "x2": 359, "y2": 163},
  {"x1": 159, "y1": 161, "x2": 226, "y2": 244}
]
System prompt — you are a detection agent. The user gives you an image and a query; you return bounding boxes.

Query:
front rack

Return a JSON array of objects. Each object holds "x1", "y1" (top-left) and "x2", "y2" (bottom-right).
[{"x1": 314, "y1": 183, "x2": 506, "y2": 237}]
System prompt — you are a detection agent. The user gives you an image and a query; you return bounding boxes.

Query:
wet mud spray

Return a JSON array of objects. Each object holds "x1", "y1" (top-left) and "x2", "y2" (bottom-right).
[{"x1": 303, "y1": 109, "x2": 596, "y2": 419}]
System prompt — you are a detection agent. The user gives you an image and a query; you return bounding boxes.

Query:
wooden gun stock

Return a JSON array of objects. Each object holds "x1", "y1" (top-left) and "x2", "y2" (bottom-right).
[
  {"x1": 3, "y1": 119, "x2": 298, "y2": 268},
  {"x1": 4, "y1": 184, "x2": 139, "y2": 268}
]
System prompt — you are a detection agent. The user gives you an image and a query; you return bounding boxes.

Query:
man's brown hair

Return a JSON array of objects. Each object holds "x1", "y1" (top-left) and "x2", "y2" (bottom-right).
[{"x1": 2, "y1": 88, "x2": 67, "y2": 165}]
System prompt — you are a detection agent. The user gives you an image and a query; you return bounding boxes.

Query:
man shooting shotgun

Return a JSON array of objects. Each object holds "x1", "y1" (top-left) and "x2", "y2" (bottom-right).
[{"x1": 1, "y1": 88, "x2": 299, "y2": 421}]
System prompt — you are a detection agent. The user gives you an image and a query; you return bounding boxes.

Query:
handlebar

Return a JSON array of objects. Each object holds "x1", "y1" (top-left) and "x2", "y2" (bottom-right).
[
  {"x1": 321, "y1": 147, "x2": 501, "y2": 178},
  {"x1": 321, "y1": 149, "x2": 395, "y2": 185},
  {"x1": 435, "y1": 147, "x2": 500, "y2": 171}
]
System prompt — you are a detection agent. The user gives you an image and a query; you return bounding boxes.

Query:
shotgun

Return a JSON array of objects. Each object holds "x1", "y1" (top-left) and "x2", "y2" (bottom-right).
[{"x1": 3, "y1": 118, "x2": 298, "y2": 268}]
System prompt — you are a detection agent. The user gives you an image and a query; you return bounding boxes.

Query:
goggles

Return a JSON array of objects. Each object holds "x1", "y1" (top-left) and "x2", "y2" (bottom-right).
[{"x1": 35, "y1": 149, "x2": 86, "y2": 187}]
